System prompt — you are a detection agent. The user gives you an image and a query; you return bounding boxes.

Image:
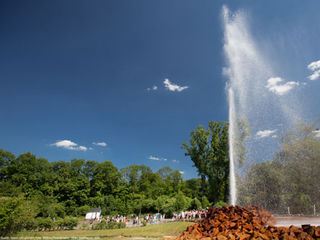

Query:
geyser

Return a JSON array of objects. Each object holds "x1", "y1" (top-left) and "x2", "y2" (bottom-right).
[{"x1": 222, "y1": 6, "x2": 301, "y2": 205}]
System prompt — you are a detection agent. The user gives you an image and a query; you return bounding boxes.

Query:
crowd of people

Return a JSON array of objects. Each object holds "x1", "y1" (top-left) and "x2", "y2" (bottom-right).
[
  {"x1": 88, "y1": 209, "x2": 208, "y2": 227},
  {"x1": 173, "y1": 209, "x2": 208, "y2": 221}
]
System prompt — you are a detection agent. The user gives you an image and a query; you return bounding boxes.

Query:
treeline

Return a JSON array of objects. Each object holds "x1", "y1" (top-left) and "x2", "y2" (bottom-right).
[
  {"x1": 239, "y1": 121, "x2": 320, "y2": 214},
  {"x1": 0, "y1": 149, "x2": 212, "y2": 219}
]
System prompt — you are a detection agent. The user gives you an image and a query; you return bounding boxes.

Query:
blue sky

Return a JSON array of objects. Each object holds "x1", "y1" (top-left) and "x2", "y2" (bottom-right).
[{"x1": 1, "y1": 1, "x2": 320, "y2": 179}]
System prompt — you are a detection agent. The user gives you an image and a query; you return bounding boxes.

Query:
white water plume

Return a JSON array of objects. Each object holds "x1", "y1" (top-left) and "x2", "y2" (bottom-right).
[{"x1": 222, "y1": 6, "x2": 301, "y2": 205}]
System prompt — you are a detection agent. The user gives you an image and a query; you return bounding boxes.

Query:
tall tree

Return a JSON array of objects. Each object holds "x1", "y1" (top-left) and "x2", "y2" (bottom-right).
[
  {"x1": 182, "y1": 121, "x2": 229, "y2": 203},
  {"x1": 182, "y1": 124, "x2": 210, "y2": 198}
]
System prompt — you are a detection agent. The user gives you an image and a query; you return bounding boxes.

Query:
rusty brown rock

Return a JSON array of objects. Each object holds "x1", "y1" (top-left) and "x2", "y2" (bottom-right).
[{"x1": 169, "y1": 205, "x2": 320, "y2": 240}]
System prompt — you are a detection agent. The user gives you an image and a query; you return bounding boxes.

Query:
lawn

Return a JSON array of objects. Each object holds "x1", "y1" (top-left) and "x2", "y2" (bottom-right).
[{"x1": 18, "y1": 222, "x2": 193, "y2": 240}]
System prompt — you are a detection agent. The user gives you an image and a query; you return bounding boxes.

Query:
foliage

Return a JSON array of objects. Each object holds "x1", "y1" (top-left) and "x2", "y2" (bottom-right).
[
  {"x1": 189, "y1": 198, "x2": 202, "y2": 210},
  {"x1": 61, "y1": 217, "x2": 78, "y2": 230},
  {"x1": 81, "y1": 223, "x2": 89, "y2": 230},
  {"x1": 201, "y1": 196, "x2": 210, "y2": 209},
  {"x1": 37, "y1": 218, "x2": 55, "y2": 231},
  {"x1": 55, "y1": 217, "x2": 78, "y2": 230},
  {"x1": 239, "y1": 120, "x2": 320, "y2": 214},
  {"x1": 0, "y1": 127, "x2": 221, "y2": 236},
  {"x1": 182, "y1": 121, "x2": 230, "y2": 203},
  {"x1": 0, "y1": 197, "x2": 39, "y2": 236},
  {"x1": 93, "y1": 221, "x2": 126, "y2": 230},
  {"x1": 213, "y1": 201, "x2": 227, "y2": 208}
]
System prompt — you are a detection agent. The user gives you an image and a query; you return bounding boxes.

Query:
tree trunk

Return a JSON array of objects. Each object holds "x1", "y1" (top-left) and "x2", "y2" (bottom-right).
[{"x1": 201, "y1": 175, "x2": 206, "y2": 197}]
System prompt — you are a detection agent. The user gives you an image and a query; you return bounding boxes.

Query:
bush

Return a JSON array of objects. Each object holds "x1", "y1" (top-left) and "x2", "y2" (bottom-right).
[
  {"x1": 76, "y1": 205, "x2": 91, "y2": 217},
  {"x1": 0, "y1": 197, "x2": 39, "y2": 236},
  {"x1": 81, "y1": 223, "x2": 89, "y2": 230},
  {"x1": 106, "y1": 222, "x2": 118, "y2": 229},
  {"x1": 201, "y1": 196, "x2": 210, "y2": 208},
  {"x1": 62, "y1": 217, "x2": 78, "y2": 230},
  {"x1": 213, "y1": 201, "x2": 227, "y2": 208},
  {"x1": 190, "y1": 198, "x2": 202, "y2": 210},
  {"x1": 141, "y1": 220, "x2": 147, "y2": 227},
  {"x1": 92, "y1": 221, "x2": 107, "y2": 230},
  {"x1": 37, "y1": 218, "x2": 55, "y2": 231},
  {"x1": 118, "y1": 222, "x2": 126, "y2": 229},
  {"x1": 24, "y1": 218, "x2": 38, "y2": 231},
  {"x1": 55, "y1": 217, "x2": 78, "y2": 230},
  {"x1": 92, "y1": 221, "x2": 125, "y2": 230},
  {"x1": 55, "y1": 219, "x2": 64, "y2": 230}
]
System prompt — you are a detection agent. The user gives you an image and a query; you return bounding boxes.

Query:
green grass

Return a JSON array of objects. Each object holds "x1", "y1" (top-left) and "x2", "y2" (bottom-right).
[{"x1": 18, "y1": 222, "x2": 193, "y2": 239}]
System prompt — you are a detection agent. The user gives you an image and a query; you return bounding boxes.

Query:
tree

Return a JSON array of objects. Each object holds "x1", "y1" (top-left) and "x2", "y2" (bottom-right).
[
  {"x1": 0, "y1": 149, "x2": 15, "y2": 181},
  {"x1": 182, "y1": 124, "x2": 211, "y2": 198},
  {"x1": 182, "y1": 121, "x2": 229, "y2": 203},
  {"x1": 239, "y1": 120, "x2": 320, "y2": 214},
  {"x1": 207, "y1": 121, "x2": 229, "y2": 202},
  {"x1": 90, "y1": 161, "x2": 121, "y2": 197},
  {"x1": 0, "y1": 197, "x2": 39, "y2": 236}
]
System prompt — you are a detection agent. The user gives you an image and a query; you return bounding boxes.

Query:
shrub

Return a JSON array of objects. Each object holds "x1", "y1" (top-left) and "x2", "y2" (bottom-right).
[
  {"x1": 190, "y1": 198, "x2": 202, "y2": 210},
  {"x1": 201, "y1": 196, "x2": 210, "y2": 208},
  {"x1": 24, "y1": 218, "x2": 38, "y2": 231},
  {"x1": 106, "y1": 222, "x2": 118, "y2": 229},
  {"x1": 76, "y1": 205, "x2": 91, "y2": 217},
  {"x1": 92, "y1": 221, "x2": 107, "y2": 230},
  {"x1": 0, "y1": 197, "x2": 39, "y2": 236},
  {"x1": 141, "y1": 220, "x2": 147, "y2": 227},
  {"x1": 118, "y1": 222, "x2": 126, "y2": 228},
  {"x1": 37, "y1": 218, "x2": 55, "y2": 231},
  {"x1": 81, "y1": 223, "x2": 89, "y2": 230},
  {"x1": 55, "y1": 217, "x2": 78, "y2": 230},
  {"x1": 213, "y1": 201, "x2": 227, "y2": 208},
  {"x1": 62, "y1": 217, "x2": 78, "y2": 230},
  {"x1": 55, "y1": 219, "x2": 64, "y2": 230}
]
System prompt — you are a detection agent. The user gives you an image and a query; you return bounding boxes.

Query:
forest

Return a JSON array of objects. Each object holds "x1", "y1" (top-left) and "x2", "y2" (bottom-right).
[{"x1": 0, "y1": 121, "x2": 230, "y2": 236}]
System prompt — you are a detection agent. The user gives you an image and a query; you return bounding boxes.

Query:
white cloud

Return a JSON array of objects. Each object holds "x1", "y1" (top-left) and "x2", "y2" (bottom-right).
[
  {"x1": 256, "y1": 129, "x2": 277, "y2": 138},
  {"x1": 307, "y1": 60, "x2": 320, "y2": 80},
  {"x1": 163, "y1": 78, "x2": 188, "y2": 92},
  {"x1": 78, "y1": 146, "x2": 88, "y2": 151},
  {"x1": 148, "y1": 155, "x2": 167, "y2": 161},
  {"x1": 308, "y1": 60, "x2": 320, "y2": 71},
  {"x1": 147, "y1": 85, "x2": 158, "y2": 91},
  {"x1": 266, "y1": 77, "x2": 299, "y2": 95},
  {"x1": 179, "y1": 171, "x2": 184, "y2": 175},
  {"x1": 51, "y1": 140, "x2": 88, "y2": 151},
  {"x1": 172, "y1": 159, "x2": 179, "y2": 163},
  {"x1": 308, "y1": 71, "x2": 320, "y2": 81},
  {"x1": 313, "y1": 130, "x2": 320, "y2": 138},
  {"x1": 93, "y1": 142, "x2": 107, "y2": 147},
  {"x1": 272, "y1": 135, "x2": 278, "y2": 138}
]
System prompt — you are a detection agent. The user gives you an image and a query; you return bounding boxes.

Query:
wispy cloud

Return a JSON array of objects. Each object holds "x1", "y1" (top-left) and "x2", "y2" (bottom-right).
[
  {"x1": 266, "y1": 77, "x2": 299, "y2": 95},
  {"x1": 147, "y1": 85, "x2": 158, "y2": 91},
  {"x1": 148, "y1": 155, "x2": 167, "y2": 161},
  {"x1": 51, "y1": 140, "x2": 88, "y2": 151},
  {"x1": 256, "y1": 129, "x2": 277, "y2": 138},
  {"x1": 163, "y1": 78, "x2": 188, "y2": 92},
  {"x1": 307, "y1": 60, "x2": 320, "y2": 80},
  {"x1": 93, "y1": 142, "x2": 107, "y2": 147},
  {"x1": 179, "y1": 171, "x2": 184, "y2": 175},
  {"x1": 172, "y1": 159, "x2": 179, "y2": 163}
]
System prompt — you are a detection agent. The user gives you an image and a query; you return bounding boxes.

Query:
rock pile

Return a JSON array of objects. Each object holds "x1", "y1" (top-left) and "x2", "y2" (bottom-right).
[{"x1": 170, "y1": 205, "x2": 320, "y2": 239}]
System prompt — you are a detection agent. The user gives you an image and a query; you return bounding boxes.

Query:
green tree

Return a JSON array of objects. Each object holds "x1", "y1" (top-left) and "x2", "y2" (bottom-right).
[
  {"x1": 182, "y1": 121, "x2": 229, "y2": 203},
  {"x1": 0, "y1": 149, "x2": 15, "y2": 181},
  {"x1": 91, "y1": 161, "x2": 121, "y2": 196},
  {"x1": 240, "y1": 120, "x2": 320, "y2": 214},
  {"x1": 0, "y1": 197, "x2": 39, "y2": 236},
  {"x1": 182, "y1": 125, "x2": 210, "y2": 198}
]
